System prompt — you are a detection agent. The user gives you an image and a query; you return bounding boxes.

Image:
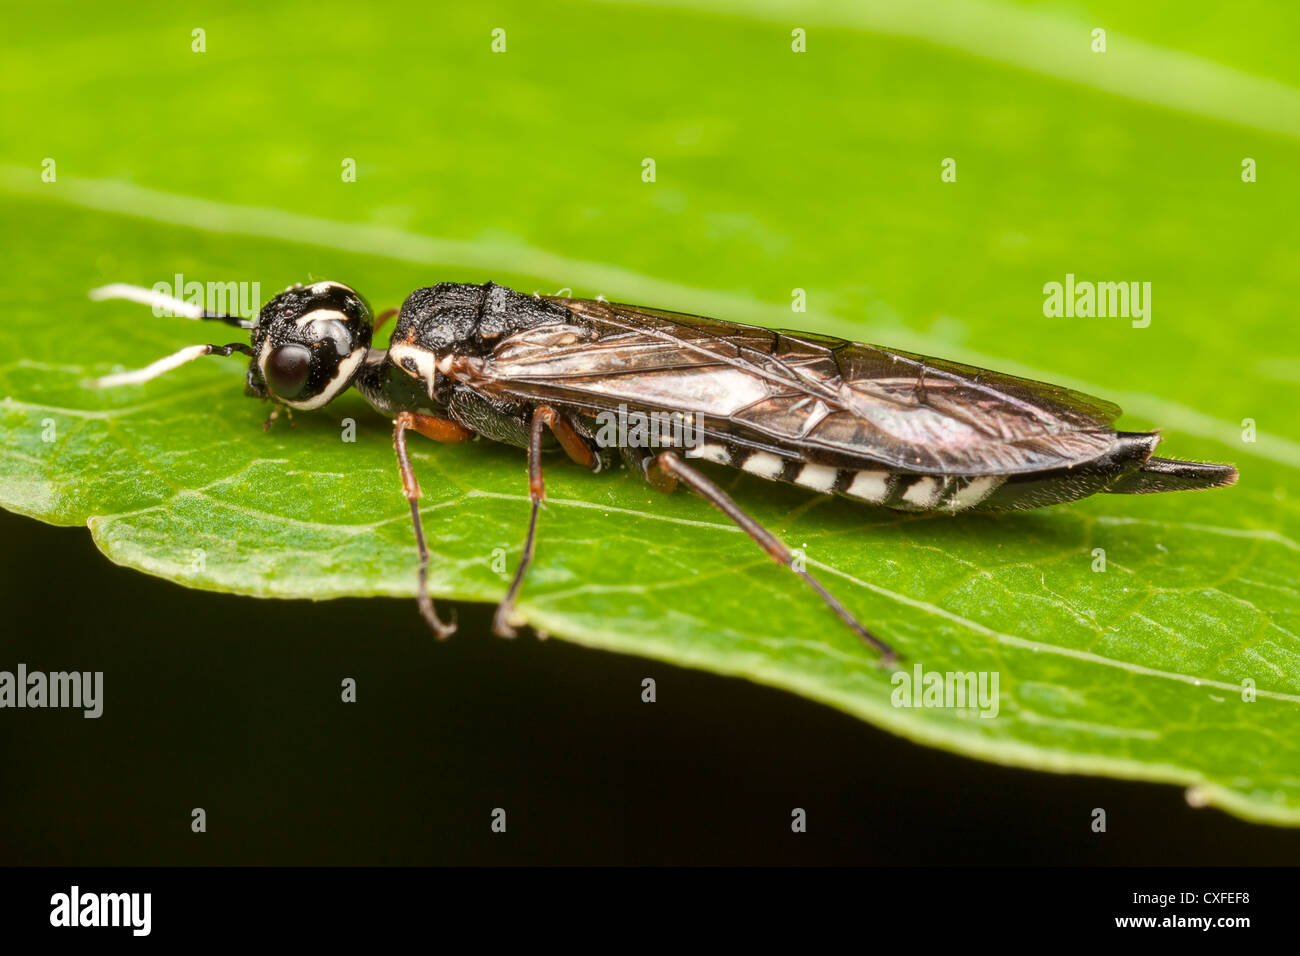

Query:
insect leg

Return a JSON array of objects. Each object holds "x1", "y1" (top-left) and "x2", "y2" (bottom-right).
[
  {"x1": 393, "y1": 411, "x2": 472, "y2": 639},
  {"x1": 262, "y1": 404, "x2": 293, "y2": 432},
  {"x1": 492, "y1": 406, "x2": 595, "y2": 638},
  {"x1": 639, "y1": 453, "x2": 679, "y2": 493},
  {"x1": 655, "y1": 452, "x2": 897, "y2": 665},
  {"x1": 375, "y1": 307, "x2": 399, "y2": 332},
  {"x1": 406, "y1": 414, "x2": 475, "y2": 443}
]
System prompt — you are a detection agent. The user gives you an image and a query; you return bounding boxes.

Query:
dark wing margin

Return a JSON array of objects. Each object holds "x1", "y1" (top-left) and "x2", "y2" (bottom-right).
[{"x1": 461, "y1": 296, "x2": 1124, "y2": 475}]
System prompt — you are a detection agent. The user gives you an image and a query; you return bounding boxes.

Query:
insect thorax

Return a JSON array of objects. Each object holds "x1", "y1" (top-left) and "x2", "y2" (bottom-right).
[
  {"x1": 393, "y1": 282, "x2": 568, "y2": 355},
  {"x1": 384, "y1": 282, "x2": 570, "y2": 401}
]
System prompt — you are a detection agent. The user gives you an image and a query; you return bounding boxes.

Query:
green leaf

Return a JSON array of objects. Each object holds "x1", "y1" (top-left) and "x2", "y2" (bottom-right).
[{"x1": 2, "y1": 0, "x2": 1298, "y2": 824}]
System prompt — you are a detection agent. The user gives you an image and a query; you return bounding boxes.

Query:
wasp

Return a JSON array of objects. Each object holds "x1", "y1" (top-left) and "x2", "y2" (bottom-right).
[{"x1": 89, "y1": 280, "x2": 1239, "y2": 664}]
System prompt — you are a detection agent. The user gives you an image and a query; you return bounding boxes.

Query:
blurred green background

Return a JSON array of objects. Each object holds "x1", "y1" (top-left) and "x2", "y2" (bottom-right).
[{"x1": 1, "y1": 0, "x2": 1298, "y2": 859}]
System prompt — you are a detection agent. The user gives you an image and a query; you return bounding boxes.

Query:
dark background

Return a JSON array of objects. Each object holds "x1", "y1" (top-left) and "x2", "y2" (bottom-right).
[{"x1": 1, "y1": 508, "x2": 1295, "y2": 865}]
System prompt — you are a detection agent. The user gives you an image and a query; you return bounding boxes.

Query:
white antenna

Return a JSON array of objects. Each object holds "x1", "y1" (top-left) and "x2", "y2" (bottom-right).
[
  {"x1": 88, "y1": 343, "x2": 253, "y2": 390},
  {"x1": 89, "y1": 344, "x2": 239, "y2": 388},
  {"x1": 89, "y1": 283, "x2": 207, "y2": 320}
]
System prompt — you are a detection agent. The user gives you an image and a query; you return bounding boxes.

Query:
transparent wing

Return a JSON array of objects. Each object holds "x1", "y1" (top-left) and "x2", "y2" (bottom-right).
[{"x1": 462, "y1": 297, "x2": 1121, "y2": 475}]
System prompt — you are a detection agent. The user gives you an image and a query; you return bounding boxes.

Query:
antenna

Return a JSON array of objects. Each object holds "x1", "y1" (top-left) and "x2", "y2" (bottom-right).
[
  {"x1": 88, "y1": 343, "x2": 254, "y2": 389},
  {"x1": 89, "y1": 283, "x2": 255, "y2": 329}
]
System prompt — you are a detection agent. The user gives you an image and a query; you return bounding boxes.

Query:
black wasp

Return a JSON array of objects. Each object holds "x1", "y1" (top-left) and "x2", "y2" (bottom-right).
[{"x1": 90, "y1": 279, "x2": 1238, "y2": 664}]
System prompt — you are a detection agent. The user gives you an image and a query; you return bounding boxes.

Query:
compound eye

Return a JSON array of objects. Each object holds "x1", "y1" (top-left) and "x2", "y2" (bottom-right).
[{"x1": 266, "y1": 344, "x2": 312, "y2": 399}]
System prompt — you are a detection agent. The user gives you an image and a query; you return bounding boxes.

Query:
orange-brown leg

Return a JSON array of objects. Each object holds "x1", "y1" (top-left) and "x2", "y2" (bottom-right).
[
  {"x1": 641, "y1": 455, "x2": 679, "y2": 493},
  {"x1": 393, "y1": 411, "x2": 474, "y2": 639},
  {"x1": 407, "y1": 413, "x2": 475, "y2": 444},
  {"x1": 262, "y1": 403, "x2": 294, "y2": 432},
  {"x1": 545, "y1": 410, "x2": 599, "y2": 472},
  {"x1": 375, "y1": 307, "x2": 399, "y2": 333},
  {"x1": 492, "y1": 406, "x2": 596, "y2": 637}
]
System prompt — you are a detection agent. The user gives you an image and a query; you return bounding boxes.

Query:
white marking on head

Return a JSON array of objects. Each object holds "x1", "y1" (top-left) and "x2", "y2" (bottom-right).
[
  {"x1": 845, "y1": 470, "x2": 890, "y2": 503},
  {"x1": 256, "y1": 337, "x2": 274, "y2": 377},
  {"x1": 294, "y1": 308, "x2": 350, "y2": 328},
  {"x1": 89, "y1": 345, "x2": 215, "y2": 388},
  {"x1": 742, "y1": 452, "x2": 785, "y2": 479},
  {"x1": 281, "y1": 347, "x2": 366, "y2": 410},
  {"x1": 793, "y1": 463, "x2": 838, "y2": 494},
  {"x1": 310, "y1": 280, "x2": 353, "y2": 295}
]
